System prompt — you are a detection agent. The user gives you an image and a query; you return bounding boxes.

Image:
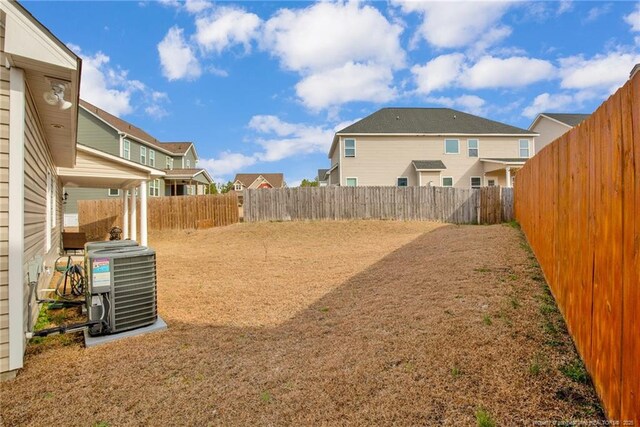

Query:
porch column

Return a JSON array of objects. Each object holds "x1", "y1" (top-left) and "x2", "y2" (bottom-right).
[
  {"x1": 130, "y1": 187, "x2": 137, "y2": 242},
  {"x1": 140, "y1": 181, "x2": 148, "y2": 246},
  {"x1": 122, "y1": 190, "x2": 129, "y2": 239},
  {"x1": 505, "y1": 167, "x2": 512, "y2": 188}
]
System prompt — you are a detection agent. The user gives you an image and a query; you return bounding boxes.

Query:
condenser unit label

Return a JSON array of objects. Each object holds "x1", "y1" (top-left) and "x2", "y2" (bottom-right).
[{"x1": 92, "y1": 258, "x2": 111, "y2": 290}]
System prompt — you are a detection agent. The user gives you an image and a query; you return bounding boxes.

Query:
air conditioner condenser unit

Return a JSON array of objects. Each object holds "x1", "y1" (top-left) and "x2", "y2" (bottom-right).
[{"x1": 86, "y1": 246, "x2": 158, "y2": 336}]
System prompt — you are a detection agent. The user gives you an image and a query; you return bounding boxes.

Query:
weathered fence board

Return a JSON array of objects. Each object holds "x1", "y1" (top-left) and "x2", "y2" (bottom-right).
[
  {"x1": 515, "y1": 72, "x2": 639, "y2": 424},
  {"x1": 243, "y1": 186, "x2": 512, "y2": 225},
  {"x1": 78, "y1": 193, "x2": 239, "y2": 241}
]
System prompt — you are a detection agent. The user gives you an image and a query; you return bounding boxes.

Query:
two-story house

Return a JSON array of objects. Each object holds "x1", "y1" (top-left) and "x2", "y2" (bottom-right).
[
  {"x1": 528, "y1": 113, "x2": 590, "y2": 154},
  {"x1": 64, "y1": 100, "x2": 213, "y2": 226},
  {"x1": 325, "y1": 108, "x2": 538, "y2": 189}
]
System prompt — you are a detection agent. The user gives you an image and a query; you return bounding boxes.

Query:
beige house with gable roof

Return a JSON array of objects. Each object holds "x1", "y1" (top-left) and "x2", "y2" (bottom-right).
[{"x1": 325, "y1": 108, "x2": 538, "y2": 189}]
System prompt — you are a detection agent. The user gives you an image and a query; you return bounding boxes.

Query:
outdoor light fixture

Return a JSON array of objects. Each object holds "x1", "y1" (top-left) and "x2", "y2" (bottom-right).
[
  {"x1": 43, "y1": 79, "x2": 73, "y2": 110},
  {"x1": 62, "y1": 191, "x2": 69, "y2": 204}
]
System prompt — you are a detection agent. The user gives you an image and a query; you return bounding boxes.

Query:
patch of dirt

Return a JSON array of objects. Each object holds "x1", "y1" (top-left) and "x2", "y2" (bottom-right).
[{"x1": 0, "y1": 221, "x2": 603, "y2": 426}]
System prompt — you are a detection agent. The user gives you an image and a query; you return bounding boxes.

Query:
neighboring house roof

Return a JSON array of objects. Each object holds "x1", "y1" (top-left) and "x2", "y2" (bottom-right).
[
  {"x1": 330, "y1": 107, "x2": 537, "y2": 158},
  {"x1": 412, "y1": 160, "x2": 447, "y2": 171},
  {"x1": 338, "y1": 108, "x2": 535, "y2": 135},
  {"x1": 234, "y1": 173, "x2": 285, "y2": 188},
  {"x1": 317, "y1": 169, "x2": 329, "y2": 181},
  {"x1": 164, "y1": 168, "x2": 213, "y2": 183},
  {"x1": 529, "y1": 112, "x2": 590, "y2": 130},
  {"x1": 159, "y1": 142, "x2": 194, "y2": 155},
  {"x1": 79, "y1": 100, "x2": 194, "y2": 157}
]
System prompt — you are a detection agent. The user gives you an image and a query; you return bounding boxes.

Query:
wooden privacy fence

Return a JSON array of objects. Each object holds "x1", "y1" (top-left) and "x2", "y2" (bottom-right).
[
  {"x1": 243, "y1": 186, "x2": 513, "y2": 224},
  {"x1": 515, "y1": 72, "x2": 639, "y2": 423},
  {"x1": 78, "y1": 193, "x2": 239, "y2": 241}
]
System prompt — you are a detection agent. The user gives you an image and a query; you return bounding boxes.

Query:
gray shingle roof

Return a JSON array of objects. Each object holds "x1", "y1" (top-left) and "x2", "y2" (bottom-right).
[
  {"x1": 338, "y1": 108, "x2": 534, "y2": 135},
  {"x1": 542, "y1": 113, "x2": 590, "y2": 127},
  {"x1": 317, "y1": 169, "x2": 329, "y2": 181},
  {"x1": 412, "y1": 160, "x2": 446, "y2": 170}
]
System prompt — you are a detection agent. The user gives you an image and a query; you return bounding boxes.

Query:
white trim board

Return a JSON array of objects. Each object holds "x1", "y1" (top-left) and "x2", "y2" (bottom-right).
[{"x1": 8, "y1": 67, "x2": 26, "y2": 370}]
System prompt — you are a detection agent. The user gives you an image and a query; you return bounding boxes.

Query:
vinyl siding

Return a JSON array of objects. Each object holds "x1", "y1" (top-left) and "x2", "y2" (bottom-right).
[
  {"x1": 531, "y1": 117, "x2": 571, "y2": 154},
  {"x1": 77, "y1": 108, "x2": 120, "y2": 156},
  {"x1": 181, "y1": 148, "x2": 197, "y2": 168},
  {"x1": 0, "y1": 22, "x2": 9, "y2": 373},
  {"x1": 338, "y1": 135, "x2": 528, "y2": 188},
  {"x1": 23, "y1": 86, "x2": 62, "y2": 344}
]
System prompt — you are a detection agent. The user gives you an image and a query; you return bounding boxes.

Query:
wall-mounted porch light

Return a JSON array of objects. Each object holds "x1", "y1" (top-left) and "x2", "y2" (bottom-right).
[{"x1": 43, "y1": 78, "x2": 73, "y2": 110}]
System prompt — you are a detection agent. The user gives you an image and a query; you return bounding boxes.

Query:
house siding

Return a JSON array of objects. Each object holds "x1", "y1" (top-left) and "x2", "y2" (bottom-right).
[
  {"x1": 531, "y1": 117, "x2": 570, "y2": 154},
  {"x1": 181, "y1": 148, "x2": 197, "y2": 168},
  {"x1": 0, "y1": 23, "x2": 10, "y2": 373},
  {"x1": 77, "y1": 108, "x2": 119, "y2": 156},
  {"x1": 338, "y1": 135, "x2": 529, "y2": 188},
  {"x1": 23, "y1": 86, "x2": 62, "y2": 342}
]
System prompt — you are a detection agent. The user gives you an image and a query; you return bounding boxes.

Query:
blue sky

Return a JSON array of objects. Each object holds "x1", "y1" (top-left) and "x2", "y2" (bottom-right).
[{"x1": 27, "y1": 0, "x2": 640, "y2": 185}]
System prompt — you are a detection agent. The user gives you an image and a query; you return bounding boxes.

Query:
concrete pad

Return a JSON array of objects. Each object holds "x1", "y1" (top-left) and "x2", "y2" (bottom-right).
[{"x1": 84, "y1": 316, "x2": 167, "y2": 348}]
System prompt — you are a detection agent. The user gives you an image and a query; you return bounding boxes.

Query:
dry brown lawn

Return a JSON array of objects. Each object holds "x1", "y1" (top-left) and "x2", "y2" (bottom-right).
[{"x1": 0, "y1": 221, "x2": 603, "y2": 426}]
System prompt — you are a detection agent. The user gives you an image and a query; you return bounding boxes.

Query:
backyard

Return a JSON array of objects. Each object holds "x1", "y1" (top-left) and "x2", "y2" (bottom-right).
[{"x1": 0, "y1": 221, "x2": 602, "y2": 426}]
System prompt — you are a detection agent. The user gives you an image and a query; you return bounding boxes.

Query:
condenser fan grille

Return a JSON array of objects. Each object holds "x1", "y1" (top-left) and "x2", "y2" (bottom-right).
[{"x1": 111, "y1": 255, "x2": 157, "y2": 332}]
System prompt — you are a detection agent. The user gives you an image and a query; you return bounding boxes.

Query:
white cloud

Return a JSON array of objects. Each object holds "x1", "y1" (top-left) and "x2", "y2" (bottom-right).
[
  {"x1": 262, "y1": 1, "x2": 405, "y2": 73},
  {"x1": 559, "y1": 51, "x2": 640, "y2": 92},
  {"x1": 157, "y1": 26, "x2": 202, "y2": 81},
  {"x1": 393, "y1": 1, "x2": 512, "y2": 50},
  {"x1": 463, "y1": 56, "x2": 555, "y2": 89},
  {"x1": 194, "y1": 6, "x2": 261, "y2": 54},
  {"x1": 295, "y1": 62, "x2": 396, "y2": 110},
  {"x1": 425, "y1": 95, "x2": 487, "y2": 116},
  {"x1": 557, "y1": 1, "x2": 573, "y2": 15},
  {"x1": 199, "y1": 115, "x2": 352, "y2": 180},
  {"x1": 198, "y1": 152, "x2": 258, "y2": 179},
  {"x1": 68, "y1": 44, "x2": 169, "y2": 118},
  {"x1": 412, "y1": 54, "x2": 555, "y2": 94},
  {"x1": 522, "y1": 93, "x2": 576, "y2": 118},
  {"x1": 411, "y1": 53, "x2": 465, "y2": 94},
  {"x1": 583, "y1": 4, "x2": 612, "y2": 24},
  {"x1": 184, "y1": 0, "x2": 212, "y2": 14},
  {"x1": 249, "y1": 115, "x2": 335, "y2": 162},
  {"x1": 624, "y1": 3, "x2": 640, "y2": 32}
]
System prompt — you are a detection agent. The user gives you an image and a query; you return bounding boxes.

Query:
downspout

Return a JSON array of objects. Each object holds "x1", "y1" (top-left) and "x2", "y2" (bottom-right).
[{"x1": 338, "y1": 137, "x2": 343, "y2": 186}]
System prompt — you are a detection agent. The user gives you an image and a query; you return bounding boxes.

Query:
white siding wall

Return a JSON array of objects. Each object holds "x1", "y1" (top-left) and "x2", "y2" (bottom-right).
[
  {"x1": 531, "y1": 117, "x2": 571, "y2": 154},
  {"x1": 338, "y1": 135, "x2": 529, "y2": 189},
  {"x1": 0, "y1": 23, "x2": 9, "y2": 373},
  {"x1": 22, "y1": 85, "x2": 61, "y2": 345}
]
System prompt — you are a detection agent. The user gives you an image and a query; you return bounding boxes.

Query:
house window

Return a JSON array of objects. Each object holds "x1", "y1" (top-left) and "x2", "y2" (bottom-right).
[
  {"x1": 471, "y1": 177, "x2": 482, "y2": 188},
  {"x1": 444, "y1": 139, "x2": 459, "y2": 154},
  {"x1": 344, "y1": 139, "x2": 356, "y2": 157},
  {"x1": 149, "y1": 179, "x2": 160, "y2": 197},
  {"x1": 442, "y1": 177, "x2": 453, "y2": 187},
  {"x1": 397, "y1": 177, "x2": 408, "y2": 187},
  {"x1": 487, "y1": 179, "x2": 496, "y2": 187},
  {"x1": 234, "y1": 183, "x2": 243, "y2": 191},
  {"x1": 186, "y1": 159, "x2": 191, "y2": 168},
  {"x1": 166, "y1": 157, "x2": 173, "y2": 170},
  {"x1": 108, "y1": 188, "x2": 120, "y2": 196},
  {"x1": 123, "y1": 139, "x2": 130, "y2": 160},
  {"x1": 468, "y1": 139, "x2": 479, "y2": 157},
  {"x1": 140, "y1": 146, "x2": 147, "y2": 165},
  {"x1": 346, "y1": 177, "x2": 358, "y2": 187},
  {"x1": 519, "y1": 139, "x2": 530, "y2": 158},
  {"x1": 149, "y1": 150, "x2": 155, "y2": 167}
]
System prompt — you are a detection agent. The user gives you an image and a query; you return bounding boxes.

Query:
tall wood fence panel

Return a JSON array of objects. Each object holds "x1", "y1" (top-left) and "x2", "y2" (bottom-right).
[
  {"x1": 78, "y1": 193, "x2": 239, "y2": 241},
  {"x1": 244, "y1": 186, "x2": 513, "y2": 224},
  {"x1": 515, "y1": 73, "x2": 639, "y2": 424}
]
